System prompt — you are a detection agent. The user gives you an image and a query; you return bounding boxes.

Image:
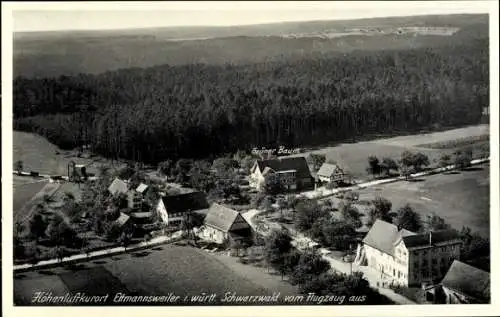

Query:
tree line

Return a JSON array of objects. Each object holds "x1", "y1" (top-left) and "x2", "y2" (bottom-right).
[{"x1": 13, "y1": 39, "x2": 488, "y2": 163}]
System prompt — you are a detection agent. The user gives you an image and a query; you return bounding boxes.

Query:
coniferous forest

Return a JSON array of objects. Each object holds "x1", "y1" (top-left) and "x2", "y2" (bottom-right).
[{"x1": 13, "y1": 38, "x2": 489, "y2": 164}]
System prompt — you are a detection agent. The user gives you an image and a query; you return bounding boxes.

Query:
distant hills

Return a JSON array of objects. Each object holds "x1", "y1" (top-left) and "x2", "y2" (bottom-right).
[{"x1": 14, "y1": 14, "x2": 488, "y2": 78}]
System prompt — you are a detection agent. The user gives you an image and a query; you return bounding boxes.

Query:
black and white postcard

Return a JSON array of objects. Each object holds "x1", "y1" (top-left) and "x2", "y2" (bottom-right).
[{"x1": 2, "y1": 1, "x2": 499, "y2": 316}]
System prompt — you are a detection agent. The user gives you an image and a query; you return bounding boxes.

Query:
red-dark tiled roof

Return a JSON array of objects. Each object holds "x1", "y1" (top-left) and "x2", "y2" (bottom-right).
[
  {"x1": 441, "y1": 260, "x2": 490, "y2": 302},
  {"x1": 256, "y1": 157, "x2": 312, "y2": 179}
]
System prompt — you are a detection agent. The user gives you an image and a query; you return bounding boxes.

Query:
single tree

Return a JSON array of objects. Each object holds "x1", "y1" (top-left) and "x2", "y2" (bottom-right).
[
  {"x1": 380, "y1": 157, "x2": 399, "y2": 176},
  {"x1": 412, "y1": 152, "x2": 430, "y2": 172},
  {"x1": 368, "y1": 197, "x2": 393, "y2": 225},
  {"x1": 366, "y1": 156, "x2": 380, "y2": 178},
  {"x1": 400, "y1": 165, "x2": 415, "y2": 181},
  {"x1": 295, "y1": 199, "x2": 328, "y2": 231},
  {"x1": 28, "y1": 212, "x2": 47, "y2": 242},
  {"x1": 158, "y1": 159, "x2": 174, "y2": 177},
  {"x1": 119, "y1": 232, "x2": 132, "y2": 252},
  {"x1": 14, "y1": 160, "x2": 23, "y2": 175},
  {"x1": 454, "y1": 150, "x2": 472, "y2": 170},
  {"x1": 439, "y1": 154, "x2": 452, "y2": 171},
  {"x1": 291, "y1": 250, "x2": 331, "y2": 286},
  {"x1": 322, "y1": 219, "x2": 357, "y2": 250},
  {"x1": 264, "y1": 229, "x2": 293, "y2": 276},
  {"x1": 262, "y1": 174, "x2": 285, "y2": 196},
  {"x1": 400, "y1": 150, "x2": 415, "y2": 169},
  {"x1": 308, "y1": 154, "x2": 326, "y2": 172},
  {"x1": 339, "y1": 202, "x2": 363, "y2": 229},
  {"x1": 393, "y1": 204, "x2": 422, "y2": 232}
]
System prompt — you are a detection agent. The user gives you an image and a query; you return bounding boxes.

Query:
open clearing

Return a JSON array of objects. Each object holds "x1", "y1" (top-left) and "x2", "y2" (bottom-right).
[
  {"x1": 293, "y1": 124, "x2": 489, "y2": 180},
  {"x1": 13, "y1": 131, "x2": 124, "y2": 176},
  {"x1": 13, "y1": 180, "x2": 48, "y2": 216},
  {"x1": 14, "y1": 245, "x2": 289, "y2": 305},
  {"x1": 355, "y1": 164, "x2": 490, "y2": 238}
]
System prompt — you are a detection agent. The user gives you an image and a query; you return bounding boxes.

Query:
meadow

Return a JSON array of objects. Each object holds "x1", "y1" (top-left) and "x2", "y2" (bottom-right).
[
  {"x1": 13, "y1": 131, "x2": 125, "y2": 176},
  {"x1": 295, "y1": 124, "x2": 489, "y2": 181},
  {"x1": 14, "y1": 245, "x2": 286, "y2": 305},
  {"x1": 355, "y1": 165, "x2": 490, "y2": 238}
]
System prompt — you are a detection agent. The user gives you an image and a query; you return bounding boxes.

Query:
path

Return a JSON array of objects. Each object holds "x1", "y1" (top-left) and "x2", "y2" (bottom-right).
[
  {"x1": 13, "y1": 230, "x2": 184, "y2": 272},
  {"x1": 246, "y1": 210, "x2": 415, "y2": 304},
  {"x1": 299, "y1": 158, "x2": 489, "y2": 200},
  {"x1": 17, "y1": 181, "x2": 61, "y2": 224}
]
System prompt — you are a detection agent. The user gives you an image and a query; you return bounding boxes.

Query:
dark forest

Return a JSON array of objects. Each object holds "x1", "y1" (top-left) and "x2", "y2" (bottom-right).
[{"x1": 13, "y1": 38, "x2": 489, "y2": 163}]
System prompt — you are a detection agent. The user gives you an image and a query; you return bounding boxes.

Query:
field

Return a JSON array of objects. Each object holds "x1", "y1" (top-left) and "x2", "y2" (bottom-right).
[
  {"x1": 14, "y1": 245, "x2": 290, "y2": 305},
  {"x1": 295, "y1": 124, "x2": 489, "y2": 181},
  {"x1": 13, "y1": 178, "x2": 48, "y2": 214},
  {"x1": 13, "y1": 131, "x2": 126, "y2": 176},
  {"x1": 354, "y1": 164, "x2": 490, "y2": 238},
  {"x1": 13, "y1": 14, "x2": 487, "y2": 77}
]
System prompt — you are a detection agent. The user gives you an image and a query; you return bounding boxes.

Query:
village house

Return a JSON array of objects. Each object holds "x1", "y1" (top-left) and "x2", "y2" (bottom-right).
[
  {"x1": 249, "y1": 157, "x2": 314, "y2": 191},
  {"x1": 316, "y1": 162, "x2": 347, "y2": 184},
  {"x1": 200, "y1": 204, "x2": 252, "y2": 245},
  {"x1": 437, "y1": 260, "x2": 490, "y2": 304},
  {"x1": 135, "y1": 183, "x2": 150, "y2": 196},
  {"x1": 155, "y1": 191, "x2": 209, "y2": 228},
  {"x1": 108, "y1": 177, "x2": 143, "y2": 210},
  {"x1": 359, "y1": 219, "x2": 462, "y2": 287},
  {"x1": 113, "y1": 212, "x2": 134, "y2": 234}
]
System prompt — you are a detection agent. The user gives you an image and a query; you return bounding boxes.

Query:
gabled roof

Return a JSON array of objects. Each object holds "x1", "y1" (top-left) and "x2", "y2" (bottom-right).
[
  {"x1": 136, "y1": 183, "x2": 149, "y2": 193},
  {"x1": 256, "y1": 157, "x2": 312, "y2": 179},
  {"x1": 316, "y1": 163, "x2": 342, "y2": 177},
  {"x1": 362, "y1": 219, "x2": 401, "y2": 255},
  {"x1": 130, "y1": 212, "x2": 153, "y2": 219},
  {"x1": 441, "y1": 260, "x2": 490, "y2": 301},
  {"x1": 364, "y1": 220, "x2": 462, "y2": 256},
  {"x1": 402, "y1": 229, "x2": 461, "y2": 249},
  {"x1": 159, "y1": 191, "x2": 209, "y2": 215},
  {"x1": 108, "y1": 178, "x2": 129, "y2": 196},
  {"x1": 115, "y1": 212, "x2": 131, "y2": 227},
  {"x1": 204, "y1": 204, "x2": 246, "y2": 232},
  {"x1": 262, "y1": 166, "x2": 275, "y2": 176}
]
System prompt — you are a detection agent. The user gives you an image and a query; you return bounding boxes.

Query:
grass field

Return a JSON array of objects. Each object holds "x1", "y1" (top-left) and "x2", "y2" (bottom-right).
[
  {"x1": 13, "y1": 131, "x2": 124, "y2": 176},
  {"x1": 14, "y1": 245, "x2": 285, "y2": 305},
  {"x1": 13, "y1": 179, "x2": 48, "y2": 215},
  {"x1": 294, "y1": 124, "x2": 489, "y2": 181},
  {"x1": 354, "y1": 164, "x2": 490, "y2": 238}
]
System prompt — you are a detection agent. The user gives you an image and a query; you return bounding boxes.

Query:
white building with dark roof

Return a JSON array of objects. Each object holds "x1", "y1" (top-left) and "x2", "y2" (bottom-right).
[
  {"x1": 249, "y1": 157, "x2": 314, "y2": 191},
  {"x1": 360, "y1": 219, "x2": 462, "y2": 286},
  {"x1": 316, "y1": 162, "x2": 346, "y2": 183},
  {"x1": 200, "y1": 204, "x2": 252, "y2": 245}
]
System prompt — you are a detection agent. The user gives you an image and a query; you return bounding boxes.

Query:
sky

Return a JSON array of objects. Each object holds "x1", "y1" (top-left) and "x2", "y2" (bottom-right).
[{"x1": 9, "y1": 1, "x2": 492, "y2": 32}]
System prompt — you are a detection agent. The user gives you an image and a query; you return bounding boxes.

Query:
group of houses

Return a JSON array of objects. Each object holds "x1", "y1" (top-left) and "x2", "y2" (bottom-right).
[
  {"x1": 358, "y1": 219, "x2": 490, "y2": 304},
  {"x1": 105, "y1": 155, "x2": 350, "y2": 244},
  {"x1": 249, "y1": 156, "x2": 349, "y2": 191},
  {"x1": 107, "y1": 177, "x2": 253, "y2": 246}
]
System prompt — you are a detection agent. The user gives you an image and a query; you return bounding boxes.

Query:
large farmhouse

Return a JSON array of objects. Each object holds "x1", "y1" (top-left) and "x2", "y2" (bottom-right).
[
  {"x1": 200, "y1": 204, "x2": 252, "y2": 245},
  {"x1": 156, "y1": 191, "x2": 209, "y2": 228},
  {"x1": 359, "y1": 219, "x2": 462, "y2": 287},
  {"x1": 249, "y1": 157, "x2": 314, "y2": 191}
]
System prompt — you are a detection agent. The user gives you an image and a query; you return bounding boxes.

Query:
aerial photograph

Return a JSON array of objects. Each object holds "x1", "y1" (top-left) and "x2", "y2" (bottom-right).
[{"x1": 7, "y1": 1, "x2": 493, "y2": 307}]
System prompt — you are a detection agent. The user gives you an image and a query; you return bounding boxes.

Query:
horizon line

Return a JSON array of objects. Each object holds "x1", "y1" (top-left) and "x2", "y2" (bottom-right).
[{"x1": 13, "y1": 12, "x2": 487, "y2": 34}]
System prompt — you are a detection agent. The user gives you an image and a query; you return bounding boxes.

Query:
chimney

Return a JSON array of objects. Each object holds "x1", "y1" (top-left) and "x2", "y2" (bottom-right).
[{"x1": 429, "y1": 231, "x2": 432, "y2": 246}]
